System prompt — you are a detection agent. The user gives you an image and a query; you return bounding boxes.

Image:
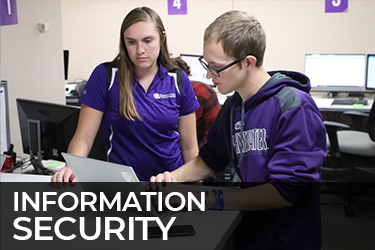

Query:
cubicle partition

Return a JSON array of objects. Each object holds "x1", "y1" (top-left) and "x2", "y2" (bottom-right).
[{"x1": 0, "y1": 81, "x2": 11, "y2": 155}]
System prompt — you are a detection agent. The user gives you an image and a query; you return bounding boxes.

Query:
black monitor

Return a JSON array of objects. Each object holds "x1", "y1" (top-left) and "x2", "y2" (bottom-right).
[
  {"x1": 366, "y1": 54, "x2": 375, "y2": 90},
  {"x1": 305, "y1": 54, "x2": 366, "y2": 96},
  {"x1": 17, "y1": 98, "x2": 106, "y2": 175},
  {"x1": 180, "y1": 54, "x2": 214, "y2": 86}
]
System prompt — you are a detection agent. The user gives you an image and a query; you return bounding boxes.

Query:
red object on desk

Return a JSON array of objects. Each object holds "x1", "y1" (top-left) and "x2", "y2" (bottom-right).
[{"x1": 1, "y1": 155, "x2": 13, "y2": 173}]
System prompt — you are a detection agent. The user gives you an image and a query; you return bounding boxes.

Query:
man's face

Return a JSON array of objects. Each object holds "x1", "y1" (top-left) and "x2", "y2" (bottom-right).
[{"x1": 202, "y1": 41, "x2": 247, "y2": 95}]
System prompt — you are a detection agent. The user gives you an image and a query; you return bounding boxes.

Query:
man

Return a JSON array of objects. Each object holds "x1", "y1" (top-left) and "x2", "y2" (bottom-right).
[{"x1": 151, "y1": 10, "x2": 326, "y2": 249}]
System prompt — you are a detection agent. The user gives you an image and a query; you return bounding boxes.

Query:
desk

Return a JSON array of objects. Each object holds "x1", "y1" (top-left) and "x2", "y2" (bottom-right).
[
  {"x1": 312, "y1": 95, "x2": 373, "y2": 128},
  {"x1": 0, "y1": 172, "x2": 52, "y2": 182},
  {"x1": 0, "y1": 173, "x2": 242, "y2": 249},
  {"x1": 312, "y1": 96, "x2": 373, "y2": 112},
  {"x1": 1, "y1": 159, "x2": 65, "y2": 175}
]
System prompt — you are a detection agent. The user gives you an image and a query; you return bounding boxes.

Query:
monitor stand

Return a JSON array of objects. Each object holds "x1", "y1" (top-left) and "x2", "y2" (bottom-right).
[
  {"x1": 28, "y1": 119, "x2": 51, "y2": 175},
  {"x1": 327, "y1": 91, "x2": 365, "y2": 98},
  {"x1": 327, "y1": 91, "x2": 338, "y2": 98},
  {"x1": 30, "y1": 157, "x2": 51, "y2": 175},
  {"x1": 347, "y1": 92, "x2": 365, "y2": 98}
]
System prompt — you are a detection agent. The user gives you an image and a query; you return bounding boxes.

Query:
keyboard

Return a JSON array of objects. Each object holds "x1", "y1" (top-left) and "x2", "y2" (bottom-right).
[{"x1": 332, "y1": 99, "x2": 368, "y2": 105}]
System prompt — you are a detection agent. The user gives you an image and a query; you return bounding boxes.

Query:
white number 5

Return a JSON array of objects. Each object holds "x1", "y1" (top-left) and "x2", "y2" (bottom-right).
[
  {"x1": 332, "y1": 0, "x2": 341, "y2": 7},
  {"x1": 173, "y1": 0, "x2": 182, "y2": 9}
]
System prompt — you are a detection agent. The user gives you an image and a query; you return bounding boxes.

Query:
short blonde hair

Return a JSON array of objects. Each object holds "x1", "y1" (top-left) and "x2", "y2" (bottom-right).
[{"x1": 204, "y1": 10, "x2": 266, "y2": 66}]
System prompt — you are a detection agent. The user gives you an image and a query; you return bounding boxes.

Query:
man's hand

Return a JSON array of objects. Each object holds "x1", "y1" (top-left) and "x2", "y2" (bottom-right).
[{"x1": 149, "y1": 171, "x2": 177, "y2": 191}]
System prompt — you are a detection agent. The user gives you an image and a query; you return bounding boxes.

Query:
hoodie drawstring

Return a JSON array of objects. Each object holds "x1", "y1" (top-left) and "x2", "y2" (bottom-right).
[
  {"x1": 230, "y1": 100, "x2": 245, "y2": 168},
  {"x1": 238, "y1": 103, "x2": 245, "y2": 168}
]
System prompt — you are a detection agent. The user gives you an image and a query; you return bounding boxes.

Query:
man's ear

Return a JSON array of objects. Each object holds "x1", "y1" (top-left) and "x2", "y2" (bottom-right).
[{"x1": 244, "y1": 55, "x2": 257, "y2": 71}]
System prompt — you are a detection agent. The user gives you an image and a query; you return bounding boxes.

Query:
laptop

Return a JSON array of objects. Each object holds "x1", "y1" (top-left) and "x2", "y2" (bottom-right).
[
  {"x1": 62, "y1": 152, "x2": 139, "y2": 182},
  {"x1": 61, "y1": 153, "x2": 175, "y2": 218}
]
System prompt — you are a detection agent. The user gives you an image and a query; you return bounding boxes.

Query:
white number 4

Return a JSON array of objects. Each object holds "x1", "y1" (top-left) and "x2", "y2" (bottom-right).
[
  {"x1": 173, "y1": 0, "x2": 182, "y2": 9},
  {"x1": 332, "y1": 0, "x2": 341, "y2": 7}
]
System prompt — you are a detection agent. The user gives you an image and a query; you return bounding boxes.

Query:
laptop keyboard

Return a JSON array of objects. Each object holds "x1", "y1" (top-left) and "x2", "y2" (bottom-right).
[{"x1": 332, "y1": 99, "x2": 368, "y2": 105}]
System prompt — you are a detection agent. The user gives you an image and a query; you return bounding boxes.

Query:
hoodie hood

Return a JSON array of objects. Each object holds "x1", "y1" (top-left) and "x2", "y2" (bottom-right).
[
  {"x1": 264, "y1": 70, "x2": 310, "y2": 93},
  {"x1": 228, "y1": 70, "x2": 311, "y2": 109}
]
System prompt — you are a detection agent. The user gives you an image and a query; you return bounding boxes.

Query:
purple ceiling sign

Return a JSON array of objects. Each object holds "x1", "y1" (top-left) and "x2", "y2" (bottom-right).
[
  {"x1": 325, "y1": 0, "x2": 348, "y2": 13},
  {"x1": 168, "y1": 0, "x2": 187, "y2": 15},
  {"x1": 1, "y1": 0, "x2": 18, "y2": 25}
]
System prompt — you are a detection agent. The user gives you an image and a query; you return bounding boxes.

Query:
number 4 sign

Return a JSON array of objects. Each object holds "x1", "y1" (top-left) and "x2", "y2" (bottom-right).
[
  {"x1": 325, "y1": 0, "x2": 348, "y2": 13},
  {"x1": 168, "y1": 0, "x2": 187, "y2": 15},
  {"x1": 1, "y1": 0, "x2": 18, "y2": 25}
]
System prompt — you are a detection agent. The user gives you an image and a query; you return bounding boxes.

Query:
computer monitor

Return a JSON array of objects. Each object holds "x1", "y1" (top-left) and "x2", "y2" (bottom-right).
[
  {"x1": 17, "y1": 98, "x2": 106, "y2": 175},
  {"x1": 366, "y1": 54, "x2": 375, "y2": 90},
  {"x1": 180, "y1": 54, "x2": 214, "y2": 86},
  {"x1": 304, "y1": 54, "x2": 366, "y2": 96}
]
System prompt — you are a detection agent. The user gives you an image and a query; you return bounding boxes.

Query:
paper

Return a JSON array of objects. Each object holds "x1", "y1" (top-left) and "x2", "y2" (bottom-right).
[{"x1": 312, "y1": 97, "x2": 334, "y2": 108}]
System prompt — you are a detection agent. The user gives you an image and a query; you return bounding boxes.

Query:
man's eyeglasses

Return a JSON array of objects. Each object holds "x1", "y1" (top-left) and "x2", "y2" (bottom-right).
[{"x1": 198, "y1": 55, "x2": 249, "y2": 77}]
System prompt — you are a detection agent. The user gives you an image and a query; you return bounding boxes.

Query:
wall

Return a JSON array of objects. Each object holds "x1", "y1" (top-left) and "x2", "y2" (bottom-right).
[
  {"x1": 2, "y1": 0, "x2": 375, "y2": 158},
  {"x1": 239, "y1": 0, "x2": 375, "y2": 72},
  {"x1": 61, "y1": 0, "x2": 375, "y2": 82},
  {"x1": 1, "y1": 0, "x2": 65, "y2": 156},
  {"x1": 61, "y1": 0, "x2": 233, "y2": 82}
]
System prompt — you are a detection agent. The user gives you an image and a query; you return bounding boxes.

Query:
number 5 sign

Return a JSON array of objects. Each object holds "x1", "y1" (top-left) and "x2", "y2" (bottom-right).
[
  {"x1": 325, "y1": 0, "x2": 348, "y2": 13},
  {"x1": 168, "y1": 0, "x2": 187, "y2": 15}
]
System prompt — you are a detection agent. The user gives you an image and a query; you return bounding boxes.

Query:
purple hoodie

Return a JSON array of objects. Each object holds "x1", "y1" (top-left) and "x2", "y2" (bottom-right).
[{"x1": 200, "y1": 71, "x2": 327, "y2": 249}]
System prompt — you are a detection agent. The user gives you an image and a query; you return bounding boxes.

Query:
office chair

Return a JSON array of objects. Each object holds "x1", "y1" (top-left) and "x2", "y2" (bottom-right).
[
  {"x1": 74, "y1": 81, "x2": 87, "y2": 98},
  {"x1": 322, "y1": 97, "x2": 375, "y2": 216}
]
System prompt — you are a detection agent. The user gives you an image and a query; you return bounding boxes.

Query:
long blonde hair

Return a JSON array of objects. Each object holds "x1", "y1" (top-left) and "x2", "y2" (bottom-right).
[{"x1": 112, "y1": 6, "x2": 175, "y2": 120}]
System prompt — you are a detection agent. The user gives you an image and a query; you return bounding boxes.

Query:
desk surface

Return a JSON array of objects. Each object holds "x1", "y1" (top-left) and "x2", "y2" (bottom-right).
[
  {"x1": 0, "y1": 172, "x2": 242, "y2": 249},
  {"x1": 0, "y1": 172, "x2": 52, "y2": 182},
  {"x1": 312, "y1": 95, "x2": 373, "y2": 112},
  {"x1": 1, "y1": 159, "x2": 65, "y2": 176}
]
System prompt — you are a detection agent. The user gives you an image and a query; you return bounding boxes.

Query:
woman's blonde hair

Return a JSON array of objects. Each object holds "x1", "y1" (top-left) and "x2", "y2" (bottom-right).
[{"x1": 112, "y1": 6, "x2": 175, "y2": 120}]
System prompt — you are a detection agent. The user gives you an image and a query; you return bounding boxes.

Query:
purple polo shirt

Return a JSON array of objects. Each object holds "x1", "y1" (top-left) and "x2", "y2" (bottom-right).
[{"x1": 80, "y1": 63, "x2": 199, "y2": 180}]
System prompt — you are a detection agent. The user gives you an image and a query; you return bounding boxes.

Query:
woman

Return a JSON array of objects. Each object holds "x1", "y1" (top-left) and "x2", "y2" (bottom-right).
[{"x1": 52, "y1": 6, "x2": 200, "y2": 182}]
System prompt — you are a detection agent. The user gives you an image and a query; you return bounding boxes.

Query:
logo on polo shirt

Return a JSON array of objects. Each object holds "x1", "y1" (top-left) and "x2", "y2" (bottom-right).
[{"x1": 153, "y1": 93, "x2": 176, "y2": 99}]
